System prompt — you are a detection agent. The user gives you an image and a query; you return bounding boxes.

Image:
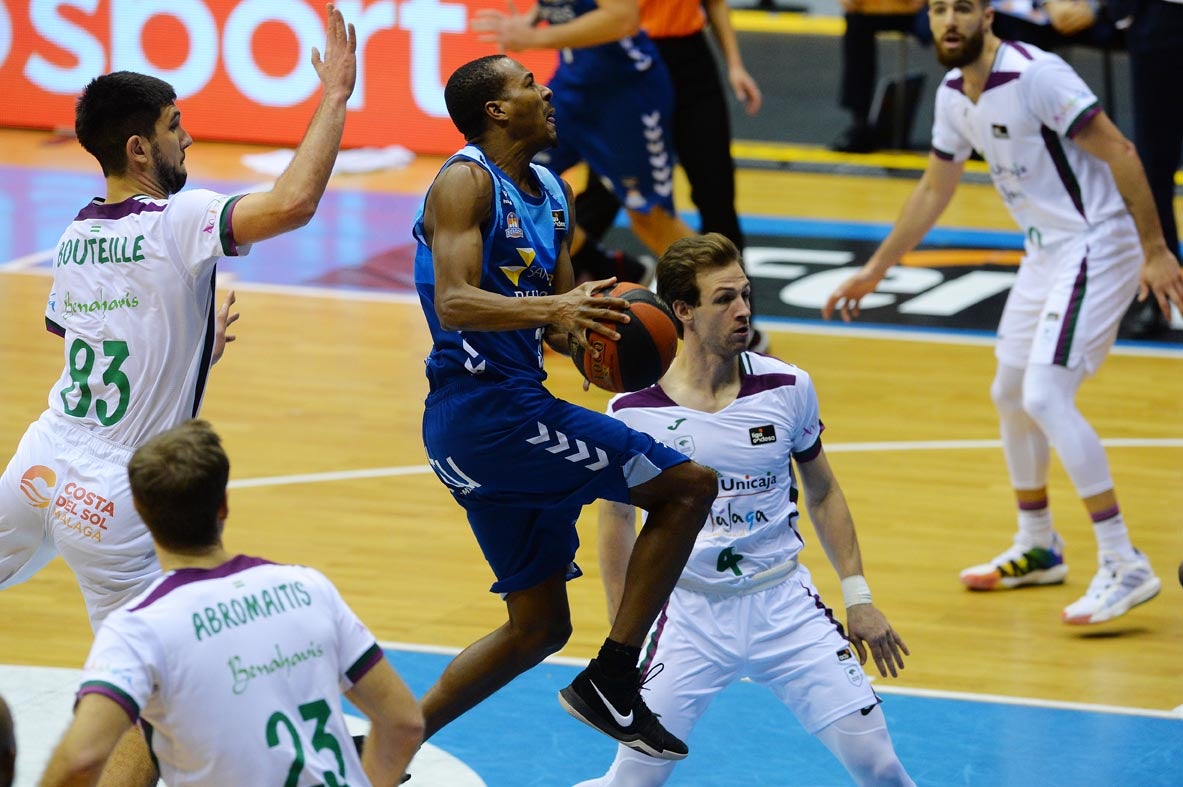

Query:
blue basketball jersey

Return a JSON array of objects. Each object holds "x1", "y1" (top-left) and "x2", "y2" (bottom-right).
[
  {"x1": 538, "y1": 0, "x2": 660, "y2": 85},
  {"x1": 413, "y1": 145, "x2": 569, "y2": 388}
]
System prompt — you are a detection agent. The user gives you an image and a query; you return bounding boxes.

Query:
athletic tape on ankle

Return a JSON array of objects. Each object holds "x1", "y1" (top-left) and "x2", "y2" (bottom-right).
[{"x1": 841, "y1": 575, "x2": 873, "y2": 608}]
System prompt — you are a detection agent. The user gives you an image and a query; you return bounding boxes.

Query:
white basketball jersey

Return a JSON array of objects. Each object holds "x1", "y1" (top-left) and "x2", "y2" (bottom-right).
[
  {"x1": 44, "y1": 190, "x2": 250, "y2": 448},
  {"x1": 78, "y1": 556, "x2": 382, "y2": 787},
  {"x1": 608, "y1": 353, "x2": 823, "y2": 592},
  {"x1": 931, "y1": 40, "x2": 1127, "y2": 246}
]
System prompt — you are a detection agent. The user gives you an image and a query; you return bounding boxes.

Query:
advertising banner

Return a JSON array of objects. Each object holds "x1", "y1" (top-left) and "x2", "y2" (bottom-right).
[{"x1": 0, "y1": 0, "x2": 556, "y2": 154}]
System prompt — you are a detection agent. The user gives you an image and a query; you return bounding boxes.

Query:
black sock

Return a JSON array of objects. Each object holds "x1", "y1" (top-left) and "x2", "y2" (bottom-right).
[{"x1": 597, "y1": 638, "x2": 640, "y2": 677}]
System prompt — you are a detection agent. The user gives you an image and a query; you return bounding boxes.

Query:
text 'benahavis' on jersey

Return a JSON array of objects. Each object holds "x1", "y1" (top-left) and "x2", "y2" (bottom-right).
[
  {"x1": 412, "y1": 145, "x2": 569, "y2": 389},
  {"x1": 46, "y1": 191, "x2": 250, "y2": 448},
  {"x1": 537, "y1": 0, "x2": 660, "y2": 83},
  {"x1": 607, "y1": 352, "x2": 824, "y2": 594},
  {"x1": 78, "y1": 556, "x2": 384, "y2": 786},
  {"x1": 931, "y1": 40, "x2": 1128, "y2": 249}
]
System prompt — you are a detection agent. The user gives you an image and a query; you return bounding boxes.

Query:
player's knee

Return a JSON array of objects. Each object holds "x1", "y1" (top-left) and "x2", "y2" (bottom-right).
[
  {"x1": 989, "y1": 368, "x2": 1023, "y2": 414},
  {"x1": 1020, "y1": 384, "x2": 1060, "y2": 429},
  {"x1": 515, "y1": 617, "x2": 573, "y2": 658}
]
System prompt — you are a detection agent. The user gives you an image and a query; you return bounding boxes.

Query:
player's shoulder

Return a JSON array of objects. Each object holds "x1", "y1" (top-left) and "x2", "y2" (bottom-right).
[{"x1": 608, "y1": 385, "x2": 678, "y2": 415}]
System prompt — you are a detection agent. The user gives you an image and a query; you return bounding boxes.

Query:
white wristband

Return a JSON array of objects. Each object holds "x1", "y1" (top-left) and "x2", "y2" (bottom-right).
[{"x1": 841, "y1": 575, "x2": 873, "y2": 608}]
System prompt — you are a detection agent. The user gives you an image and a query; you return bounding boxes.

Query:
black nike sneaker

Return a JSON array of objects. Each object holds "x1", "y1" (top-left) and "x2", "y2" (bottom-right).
[{"x1": 558, "y1": 658, "x2": 687, "y2": 760}]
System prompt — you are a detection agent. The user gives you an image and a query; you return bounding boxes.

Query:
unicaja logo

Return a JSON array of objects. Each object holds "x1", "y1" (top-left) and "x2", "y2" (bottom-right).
[{"x1": 19, "y1": 465, "x2": 56, "y2": 509}]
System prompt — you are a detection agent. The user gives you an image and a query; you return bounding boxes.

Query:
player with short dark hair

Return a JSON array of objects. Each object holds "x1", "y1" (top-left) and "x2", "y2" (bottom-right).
[
  {"x1": 412, "y1": 54, "x2": 718, "y2": 761},
  {"x1": 825, "y1": 0, "x2": 1183, "y2": 624}
]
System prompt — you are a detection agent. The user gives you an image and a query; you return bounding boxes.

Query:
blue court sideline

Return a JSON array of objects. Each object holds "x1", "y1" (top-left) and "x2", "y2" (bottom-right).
[{"x1": 376, "y1": 647, "x2": 1182, "y2": 787}]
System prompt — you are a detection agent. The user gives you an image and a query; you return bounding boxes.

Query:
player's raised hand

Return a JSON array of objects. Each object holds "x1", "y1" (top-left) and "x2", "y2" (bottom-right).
[
  {"x1": 212, "y1": 290, "x2": 239, "y2": 365},
  {"x1": 312, "y1": 3, "x2": 357, "y2": 101},
  {"x1": 473, "y1": 1, "x2": 537, "y2": 52},
  {"x1": 1138, "y1": 247, "x2": 1183, "y2": 322},
  {"x1": 846, "y1": 604, "x2": 909, "y2": 678},
  {"x1": 822, "y1": 267, "x2": 885, "y2": 322},
  {"x1": 551, "y1": 277, "x2": 631, "y2": 355}
]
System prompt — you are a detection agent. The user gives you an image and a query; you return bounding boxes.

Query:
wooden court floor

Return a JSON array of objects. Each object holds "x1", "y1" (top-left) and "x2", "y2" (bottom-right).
[{"x1": 1, "y1": 128, "x2": 1181, "y2": 717}]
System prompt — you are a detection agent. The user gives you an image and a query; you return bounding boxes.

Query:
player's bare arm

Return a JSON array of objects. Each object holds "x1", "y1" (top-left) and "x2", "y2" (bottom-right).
[
  {"x1": 823, "y1": 153, "x2": 965, "y2": 321},
  {"x1": 427, "y1": 162, "x2": 631, "y2": 346},
  {"x1": 229, "y1": 3, "x2": 357, "y2": 245},
  {"x1": 796, "y1": 449, "x2": 909, "y2": 678},
  {"x1": 39, "y1": 695, "x2": 132, "y2": 787},
  {"x1": 1072, "y1": 112, "x2": 1183, "y2": 318},
  {"x1": 344, "y1": 658, "x2": 424, "y2": 786},
  {"x1": 598, "y1": 500, "x2": 640, "y2": 626},
  {"x1": 474, "y1": 0, "x2": 640, "y2": 52}
]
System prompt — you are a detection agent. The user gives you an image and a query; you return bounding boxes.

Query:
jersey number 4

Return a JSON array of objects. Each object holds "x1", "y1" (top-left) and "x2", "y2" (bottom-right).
[
  {"x1": 58, "y1": 338, "x2": 131, "y2": 426},
  {"x1": 267, "y1": 698, "x2": 351, "y2": 787}
]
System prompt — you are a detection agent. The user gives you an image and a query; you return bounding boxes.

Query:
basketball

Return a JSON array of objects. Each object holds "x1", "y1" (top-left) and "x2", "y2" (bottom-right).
[{"x1": 571, "y1": 283, "x2": 678, "y2": 393}]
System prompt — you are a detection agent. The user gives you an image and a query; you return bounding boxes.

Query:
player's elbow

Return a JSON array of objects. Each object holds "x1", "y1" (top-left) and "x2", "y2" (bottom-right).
[
  {"x1": 435, "y1": 294, "x2": 466, "y2": 332},
  {"x1": 281, "y1": 194, "x2": 319, "y2": 230},
  {"x1": 50, "y1": 743, "x2": 111, "y2": 784}
]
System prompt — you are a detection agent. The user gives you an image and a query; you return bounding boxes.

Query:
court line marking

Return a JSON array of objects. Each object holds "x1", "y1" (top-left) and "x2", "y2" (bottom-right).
[
  {"x1": 377, "y1": 640, "x2": 1183, "y2": 721},
  {"x1": 7, "y1": 266, "x2": 1179, "y2": 356},
  {"x1": 0, "y1": 249, "x2": 54, "y2": 272},
  {"x1": 227, "y1": 437, "x2": 1183, "y2": 491}
]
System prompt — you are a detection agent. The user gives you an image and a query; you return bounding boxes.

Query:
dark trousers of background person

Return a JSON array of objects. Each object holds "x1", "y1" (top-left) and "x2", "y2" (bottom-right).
[
  {"x1": 989, "y1": 12, "x2": 1121, "y2": 52},
  {"x1": 1126, "y1": 2, "x2": 1183, "y2": 260},
  {"x1": 578, "y1": 30, "x2": 744, "y2": 250},
  {"x1": 836, "y1": 11, "x2": 931, "y2": 144}
]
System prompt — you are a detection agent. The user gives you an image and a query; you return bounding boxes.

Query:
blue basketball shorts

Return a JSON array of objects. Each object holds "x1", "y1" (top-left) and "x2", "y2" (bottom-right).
[
  {"x1": 422, "y1": 378, "x2": 688, "y2": 594},
  {"x1": 538, "y1": 62, "x2": 677, "y2": 215}
]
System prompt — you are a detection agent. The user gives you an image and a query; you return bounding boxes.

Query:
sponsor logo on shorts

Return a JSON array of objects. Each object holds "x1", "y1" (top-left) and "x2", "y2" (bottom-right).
[
  {"x1": 52, "y1": 482, "x2": 115, "y2": 542},
  {"x1": 749, "y1": 425, "x2": 777, "y2": 445},
  {"x1": 845, "y1": 664, "x2": 864, "y2": 687},
  {"x1": 19, "y1": 465, "x2": 56, "y2": 509},
  {"x1": 837, "y1": 646, "x2": 854, "y2": 662}
]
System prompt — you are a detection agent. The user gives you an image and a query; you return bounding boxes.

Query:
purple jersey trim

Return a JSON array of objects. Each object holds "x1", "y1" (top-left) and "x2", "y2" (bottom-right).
[
  {"x1": 611, "y1": 385, "x2": 678, "y2": 412},
  {"x1": 345, "y1": 643, "x2": 384, "y2": 684},
  {"x1": 792, "y1": 434, "x2": 824, "y2": 463},
  {"x1": 220, "y1": 195, "x2": 245, "y2": 256},
  {"x1": 738, "y1": 372, "x2": 797, "y2": 399},
  {"x1": 77, "y1": 680, "x2": 140, "y2": 723},
  {"x1": 983, "y1": 72, "x2": 1021, "y2": 92},
  {"x1": 944, "y1": 76, "x2": 965, "y2": 94},
  {"x1": 74, "y1": 196, "x2": 166, "y2": 222},
  {"x1": 1005, "y1": 40, "x2": 1034, "y2": 60},
  {"x1": 932, "y1": 147, "x2": 956, "y2": 161},
  {"x1": 1066, "y1": 103, "x2": 1101, "y2": 139},
  {"x1": 128, "y1": 554, "x2": 275, "y2": 612},
  {"x1": 45, "y1": 316, "x2": 65, "y2": 337}
]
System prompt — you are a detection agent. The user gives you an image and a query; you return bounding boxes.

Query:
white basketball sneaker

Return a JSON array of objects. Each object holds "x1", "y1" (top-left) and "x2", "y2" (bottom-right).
[
  {"x1": 960, "y1": 533, "x2": 1068, "y2": 590},
  {"x1": 1062, "y1": 550, "x2": 1161, "y2": 625}
]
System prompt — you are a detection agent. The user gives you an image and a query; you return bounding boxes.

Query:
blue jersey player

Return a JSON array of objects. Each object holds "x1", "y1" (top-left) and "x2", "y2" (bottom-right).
[
  {"x1": 474, "y1": 0, "x2": 693, "y2": 258},
  {"x1": 412, "y1": 55, "x2": 717, "y2": 761}
]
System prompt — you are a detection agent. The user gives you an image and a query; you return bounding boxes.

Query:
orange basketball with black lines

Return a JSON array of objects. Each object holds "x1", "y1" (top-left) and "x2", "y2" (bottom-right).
[{"x1": 572, "y1": 283, "x2": 678, "y2": 393}]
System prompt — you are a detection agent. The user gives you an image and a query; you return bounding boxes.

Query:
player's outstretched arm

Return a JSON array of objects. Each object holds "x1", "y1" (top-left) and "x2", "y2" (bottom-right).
[
  {"x1": 796, "y1": 448, "x2": 909, "y2": 678},
  {"x1": 345, "y1": 658, "x2": 424, "y2": 786},
  {"x1": 474, "y1": 0, "x2": 639, "y2": 52},
  {"x1": 1072, "y1": 111, "x2": 1183, "y2": 319},
  {"x1": 822, "y1": 153, "x2": 964, "y2": 322},
  {"x1": 39, "y1": 696, "x2": 132, "y2": 787},
  {"x1": 229, "y1": 3, "x2": 357, "y2": 246}
]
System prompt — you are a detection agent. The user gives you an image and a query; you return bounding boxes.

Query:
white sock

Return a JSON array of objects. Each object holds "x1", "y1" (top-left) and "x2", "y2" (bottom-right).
[
  {"x1": 1017, "y1": 507, "x2": 1055, "y2": 550},
  {"x1": 1091, "y1": 510, "x2": 1135, "y2": 559}
]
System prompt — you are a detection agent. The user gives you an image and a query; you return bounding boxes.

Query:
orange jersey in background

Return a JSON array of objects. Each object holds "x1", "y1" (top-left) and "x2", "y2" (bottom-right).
[{"x1": 640, "y1": 0, "x2": 706, "y2": 38}]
